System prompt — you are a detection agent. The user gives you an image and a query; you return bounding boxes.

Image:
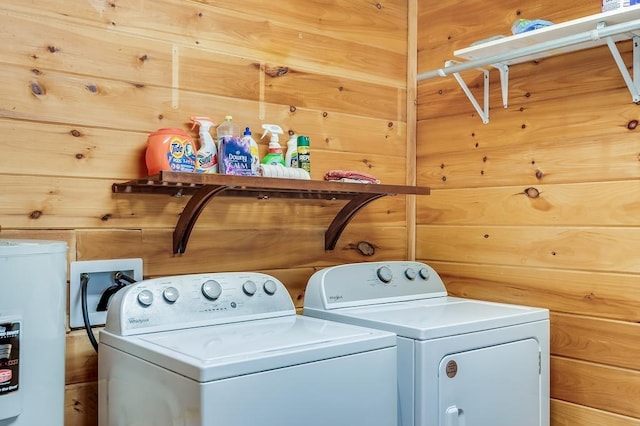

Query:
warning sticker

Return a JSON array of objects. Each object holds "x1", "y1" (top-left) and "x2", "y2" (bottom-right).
[{"x1": 0, "y1": 322, "x2": 20, "y2": 395}]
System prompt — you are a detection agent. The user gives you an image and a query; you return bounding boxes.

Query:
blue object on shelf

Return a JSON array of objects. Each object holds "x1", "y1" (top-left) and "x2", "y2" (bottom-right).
[{"x1": 511, "y1": 19, "x2": 553, "y2": 35}]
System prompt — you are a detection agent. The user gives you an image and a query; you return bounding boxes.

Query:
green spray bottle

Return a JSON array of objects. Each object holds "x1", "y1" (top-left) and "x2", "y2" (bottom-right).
[{"x1": 260, "y1": 124, "x2": 285, "y2": 166}]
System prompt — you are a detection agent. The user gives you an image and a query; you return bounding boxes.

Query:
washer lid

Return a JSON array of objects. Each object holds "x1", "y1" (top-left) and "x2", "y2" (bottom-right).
[
  {"x1": 305, "y1": 296, "x2": 548, "y2": 340},
  {"x1": 100, "y1": 314, "x2": 395, "y2": 382}
]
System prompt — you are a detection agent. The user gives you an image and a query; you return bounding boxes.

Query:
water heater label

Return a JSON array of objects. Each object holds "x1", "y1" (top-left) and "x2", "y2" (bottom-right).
[{"x1": 0, "y1": 322, "x2": 19, "y2": 395}]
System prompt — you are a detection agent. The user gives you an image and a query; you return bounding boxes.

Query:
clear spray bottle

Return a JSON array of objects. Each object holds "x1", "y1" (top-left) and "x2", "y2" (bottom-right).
[{"x1": 190, "y1": 116, "x2": 218, "y2": 173}]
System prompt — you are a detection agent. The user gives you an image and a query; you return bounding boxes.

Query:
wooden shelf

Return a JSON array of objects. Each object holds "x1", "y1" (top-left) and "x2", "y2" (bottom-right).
[{"x1": 113, "y1": 171, "x2": 430, "y2": 254}]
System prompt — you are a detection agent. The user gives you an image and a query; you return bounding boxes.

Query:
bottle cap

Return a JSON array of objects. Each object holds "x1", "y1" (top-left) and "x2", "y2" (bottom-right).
[
  {"x1": 244, "y1": 127, "x2": 251, "y2": 136},
  {"x1": 297, "y1": 135, "x2": 310, "y2": 146}
]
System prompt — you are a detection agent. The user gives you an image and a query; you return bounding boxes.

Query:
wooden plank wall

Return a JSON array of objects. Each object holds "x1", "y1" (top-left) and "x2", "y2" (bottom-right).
[
  {"x1": 417, "y1": 1, "x2": 640, "y2": 425},
  {"x1": 0, "y1": 1, "x2": 410, "y2": 425}
]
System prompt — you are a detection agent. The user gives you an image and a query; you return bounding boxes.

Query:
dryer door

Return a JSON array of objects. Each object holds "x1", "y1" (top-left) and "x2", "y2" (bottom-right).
[{"x1": 438, "y1": 338, "x2": 541, "y2": 426}]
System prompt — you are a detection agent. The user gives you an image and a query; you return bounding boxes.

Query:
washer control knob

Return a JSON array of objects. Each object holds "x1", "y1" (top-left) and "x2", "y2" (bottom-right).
[
  {"x1": 163, "y1": 286, "x2": 179, "y2": 303},
  {"x1": 419, "y1": 268, "x2": 430, "y2": 280},
  {"x1": 137, "y1": 289, "x2": 154, "y2": 307},
  {"x1": 243, "y1": 280, "x2": 257, "y2": 296},
  {"x1": 201, "y1": 280, "x2": 222, "y2": 300},
  {"x1": 263, "y1": 279, "x2": 278, "y2": 295},
  {"x1": 404, "y1": 268, "x2": 417, "y2": 280},
  {"x1": 376, "y1": 266, "x2": 393, "y2": 283}
]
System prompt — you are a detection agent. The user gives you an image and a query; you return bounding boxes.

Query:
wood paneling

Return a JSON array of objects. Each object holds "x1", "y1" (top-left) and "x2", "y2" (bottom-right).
[
  {"x1": 431, "y1": 262, "x2": 640, "y2": 322},
  {"x1": 0, "y1": 1, "x2": 410, "y2": 425},
  {"x1": 551, "y1": 356, "x2": 640, "y2": 418},
  {"x1": 417, "y1": 182, "x2": 640, "y2": 226},
  {"x1": 418, "y1": 225, "x2": 640, "y2": 273},
  {"x1": 551, "y1": 312, "x2": 640, "y2": 370},
  {"x1": 2, "y1": 0, "x2": 407, "y2": 86},
  {"x1": 418, "y1": 1, "x2": 640, "y2": 424},
  {"x1": 551, "y1": 399, "x2": 640, "y2": 426}
]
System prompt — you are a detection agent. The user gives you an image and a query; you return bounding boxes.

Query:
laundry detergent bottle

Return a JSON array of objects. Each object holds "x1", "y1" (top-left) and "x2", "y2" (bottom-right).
[
  {"x1": 243, "y1": 127, "x2": 260, "y2": 176},
  {"x1": 217, "y1": 116, "x2": 252, "y2": 175},
  {"x1": 145, "y1": 128, "x2": 197, "y2": 175},
  {"x1": 285, "y1": 133, "x2": 298, "y2": 168},
  {"x1": 190, "y1": 116, "x2": 218, "y2": 174}
]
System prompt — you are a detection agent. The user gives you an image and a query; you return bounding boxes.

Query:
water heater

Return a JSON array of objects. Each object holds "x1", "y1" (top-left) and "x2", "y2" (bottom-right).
[{"x1": 0, "y1": 239, "x2": 67, "y2": 426}]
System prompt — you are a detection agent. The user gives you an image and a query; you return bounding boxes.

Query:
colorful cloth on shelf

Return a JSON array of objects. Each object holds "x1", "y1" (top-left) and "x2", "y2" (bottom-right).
[{"x1": 324, "y1": 170, "x2": 380, "y2": 184}]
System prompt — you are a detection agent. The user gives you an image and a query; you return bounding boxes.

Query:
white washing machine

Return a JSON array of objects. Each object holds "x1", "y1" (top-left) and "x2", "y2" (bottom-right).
[
  {"x1": 98, "y1": 271, "x2": 398, "y2": 426},
  {"x1": 303, "y1": 261, "x2": 549, "y2": 426}
]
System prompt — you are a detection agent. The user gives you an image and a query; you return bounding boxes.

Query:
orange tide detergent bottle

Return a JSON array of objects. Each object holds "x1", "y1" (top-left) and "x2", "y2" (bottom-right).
[{"x1": 145, "y1": 128, "x2": 197, "y2": 175}]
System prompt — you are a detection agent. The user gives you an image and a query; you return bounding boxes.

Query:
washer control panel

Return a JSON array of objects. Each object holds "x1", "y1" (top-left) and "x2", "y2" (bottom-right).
[
  {"x1": 104, "y1": 272, "x2": 295, "y2": 336},
  {"x1": 304, "y1": 261, "x2": 448, "y2": 310}
]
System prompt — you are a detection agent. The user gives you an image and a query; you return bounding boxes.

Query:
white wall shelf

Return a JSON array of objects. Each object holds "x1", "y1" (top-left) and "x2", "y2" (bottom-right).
[{"x1": 418, "y1": 6, "x2": 640, "y2": 123}]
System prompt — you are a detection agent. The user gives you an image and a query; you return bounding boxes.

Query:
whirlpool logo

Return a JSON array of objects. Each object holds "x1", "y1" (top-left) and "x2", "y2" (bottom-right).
[
  {"x1": 128, "y1": 318, "x2": 150, "y2": 325},
  {"x1": 328, "y1": 295, "x2": 343, "y2": 301}
]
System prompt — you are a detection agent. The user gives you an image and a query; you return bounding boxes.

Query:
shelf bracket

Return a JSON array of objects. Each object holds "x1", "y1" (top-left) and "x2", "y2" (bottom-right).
[
  {"x1": 173, "y1": 185, "x2": 228, "y2": 255},
  {"x1": 492, "y1": 63, "x2": 510, "y2": 108},
  {"x1": 324, "y1": 193, "x2": 388, "y2": 250},
  {"x1": 605, "y1": 34, "x2": 640, "y2": 102},
  {"x1": 446, "y1": 60, "x2": 490, "y2": 124}
]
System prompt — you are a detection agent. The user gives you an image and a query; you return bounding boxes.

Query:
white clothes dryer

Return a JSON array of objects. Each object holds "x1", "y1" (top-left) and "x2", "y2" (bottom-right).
[
  {"x1": 303, "y1": 261, "x2": 549, "y2": 426},
  {"x1": 99, "y1": 272, "x2": 398, "y2": 426}
]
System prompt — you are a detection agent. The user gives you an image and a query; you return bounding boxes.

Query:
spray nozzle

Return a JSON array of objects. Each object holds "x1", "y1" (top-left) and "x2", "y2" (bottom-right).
[
  {"x1": 261, "y1": 124, "x2": 284, "y2": 143},
  {"x1": 190, "y1": 116, "x2": 216, "y2": 131}
]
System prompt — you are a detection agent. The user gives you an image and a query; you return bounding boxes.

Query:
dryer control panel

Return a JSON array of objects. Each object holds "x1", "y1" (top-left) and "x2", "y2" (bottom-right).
[
  {"x1": 304, "y1": 261, "x2": 448, "y2": 310},
  {"x1": 105, "y1": 272, "x2": 295, "y2": 336}
]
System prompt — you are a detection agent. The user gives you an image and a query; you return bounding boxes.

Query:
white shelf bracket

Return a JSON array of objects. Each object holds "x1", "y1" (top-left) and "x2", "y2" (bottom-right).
[
  {"x1": 492, "y1": 64, "x2": 510, "y2": 108},
  {"x1": 446, "y1": 60, "x2": 490, "y2": 124},
  {"x1": 605, "y1": 33, "x2": 640, "y2": 102}
]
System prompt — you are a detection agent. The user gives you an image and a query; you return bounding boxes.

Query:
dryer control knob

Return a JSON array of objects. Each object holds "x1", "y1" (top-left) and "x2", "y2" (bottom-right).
[
  {"x1": 376, "y1": 266, "x2": 393, "y2": 283},
  {"x1": 243, "y1": 280, "x2": 257, "y2": 296},
  {"x1": 137, "y1": 289, "x2": 154, "y2": 307},
  {"x1": 419, "y1": 268, "x2": 430, "y2": 280},
  {"x1": 404, "y1": 268, "x2": 417, "y2": 280},
  {"x1": 263, "y1": 279, "x2": 278, "y2": 295},
  {"x1": 201, "y1": 280, "x2": 222, "y2": 300},
  {"x1": 163, "y1": 286, "x2": 179, "y2": 303}
]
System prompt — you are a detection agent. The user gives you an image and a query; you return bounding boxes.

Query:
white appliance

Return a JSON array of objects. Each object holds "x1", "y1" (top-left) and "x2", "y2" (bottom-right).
[
  {"x1": 0, "y1": 239, "x2": 68, "y2": 426},
  {"x1": 99, "y1": 272, "x2": 398, "y2": 426},
  {"x1": 304, "y1": 261, "x2": 550, "y2": 426}
]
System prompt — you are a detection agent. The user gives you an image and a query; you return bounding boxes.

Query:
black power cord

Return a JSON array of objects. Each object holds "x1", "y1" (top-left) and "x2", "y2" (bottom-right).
[
  {"x1": 81, "y1": 271, "x2": 137, "y2": 353},
  {"x1": 80, "y1": 273, "x2": 99, "y2": 352}
]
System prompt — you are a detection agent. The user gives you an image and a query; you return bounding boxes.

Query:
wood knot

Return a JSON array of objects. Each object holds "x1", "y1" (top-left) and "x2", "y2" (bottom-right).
[
  {"x1": 356, "y1": 241, "x2": 375, "y2": 256},
  {"x1": 627, "y1": 119, "x2": 638, "y2": 130},
  {"x1": 524, "y1": 187, "x2": 540, "y2": 198},
  {"x1": 290, "y1": 105, "x2": 296, "y2": 113},
  {"x1": 70, "y1": 129, "x2": 82, "y2": 137},
  {"x1": 101, "y1": 214, "x2": 112, "y2": 221},
  {"x1": 322, "y1": 111, "x2": 328, "y2": 117},
  {"x1": 75, "y1": 153, "x2": 85, "y2": 159},
  {"x1": 138, "y1": 54, "x2": 149, "y2": 62},
  {"x1": 264, "y1": 66, "x2": 289, "y2": 78},
  {"x1": 85, "y1": 84, "x2": 99, "y2": 93},
  {"x1": 47, "y1": 45, "x2": 58, "y2": 53},
  {"x1": 31, "y1": 68, "x2": 42, "y2": 75},
  {"x1": 535, "y1": 170, "x2": 544, "y2": 180},
  {"x1": 30, "y1": 82, "x2": 45, "y2": 96},
  {"x1": 29, "y1": 210, "x2": 43, "y2": 219}
]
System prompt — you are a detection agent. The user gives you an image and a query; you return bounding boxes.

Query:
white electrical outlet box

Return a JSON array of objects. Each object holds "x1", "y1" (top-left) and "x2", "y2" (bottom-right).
[{"x1": 69, "y1": 258, "x2": 143, "y2": 329}]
